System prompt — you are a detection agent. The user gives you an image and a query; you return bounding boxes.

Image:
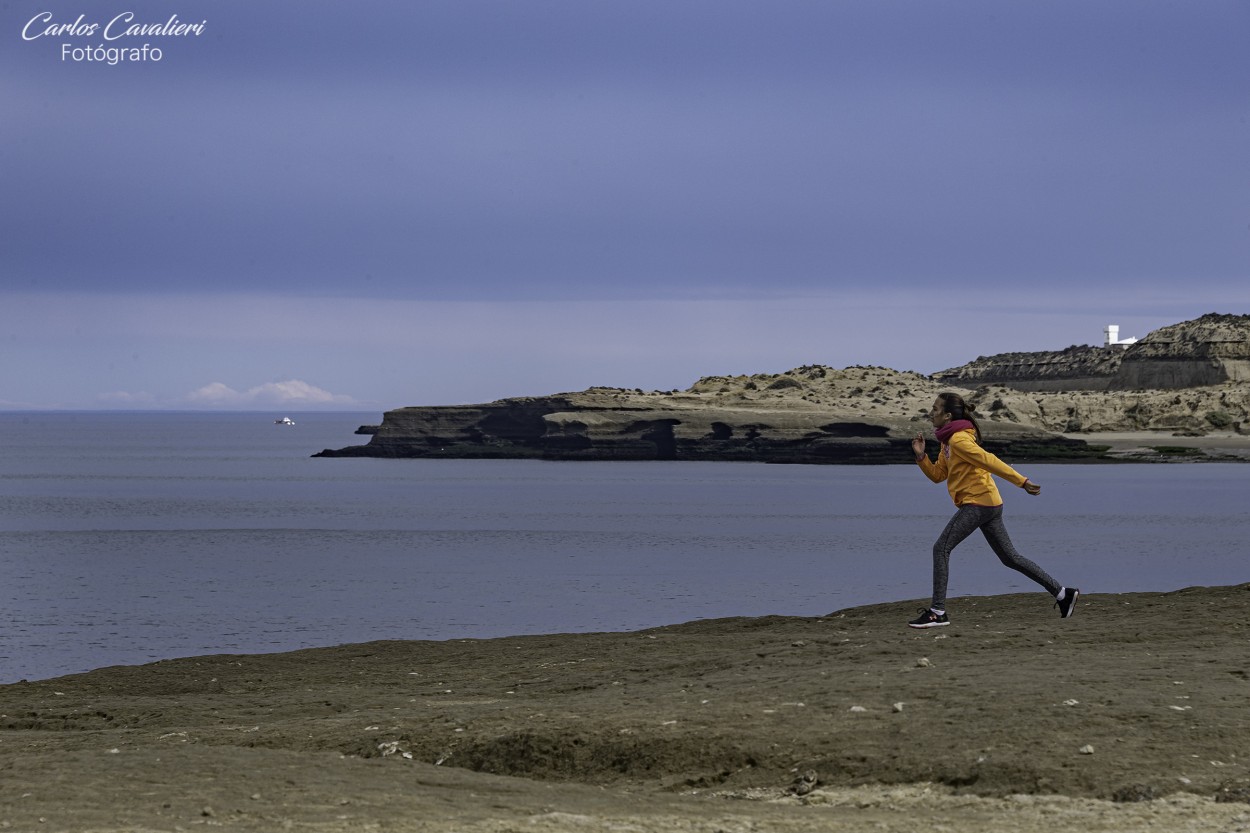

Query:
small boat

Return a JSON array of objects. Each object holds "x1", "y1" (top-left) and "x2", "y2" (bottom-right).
[{"x1": 275, "y1": 417, "x2": 295, "y2": 425}]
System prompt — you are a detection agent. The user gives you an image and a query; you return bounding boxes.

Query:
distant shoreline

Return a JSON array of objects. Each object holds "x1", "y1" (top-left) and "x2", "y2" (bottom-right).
[{"x1": 1060, "y1": 430, "x2": 1250, "y2": 462}]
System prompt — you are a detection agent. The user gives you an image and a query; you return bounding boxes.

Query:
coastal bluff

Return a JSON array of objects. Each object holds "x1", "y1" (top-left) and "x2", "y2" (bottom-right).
[
  {"x1": 315, "y1": 313, "x2": 1250, "y2": 464},
  {"x1": 315, "y1": 366, "x2": 1093, "y2": 464},
  {"x1": 934, "y1": 312, "x2": 1250, "y2": 392}
]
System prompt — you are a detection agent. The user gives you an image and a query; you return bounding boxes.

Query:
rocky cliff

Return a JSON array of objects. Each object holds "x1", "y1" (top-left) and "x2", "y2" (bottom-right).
[
  {"x1": 933, "y1": 344, "x2": 1124, "y2": 391},
  {"x1": 1110, "y1": 313, "x2": 1250, "y2": 389},
  {"x1": 315, "y1": 313, "x2": 1250, "y2": 464},
  {"x1": 968, "y1": 383, "x2": 1250, "y2": 434},
  {"x1": 935, "y1": 313, "x2": 1250, "y2": 391},
  {"x1": 315, "y1": 366, "x2": 1097, "y2": 464}
]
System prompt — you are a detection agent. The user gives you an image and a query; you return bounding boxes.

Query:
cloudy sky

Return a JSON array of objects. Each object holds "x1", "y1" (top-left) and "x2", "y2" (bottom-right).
[{"x1": 3, "y1": 1, "x2": 1247, "y2": 410}]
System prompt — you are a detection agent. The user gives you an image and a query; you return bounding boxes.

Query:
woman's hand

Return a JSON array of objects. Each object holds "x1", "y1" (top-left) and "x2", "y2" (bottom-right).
[
  {"x1": 1023, "y1": 479, "x2": 1041, "y2": 496},
  {"x1": 911, "y1": 433, "x2": 926, "y2": 461}
]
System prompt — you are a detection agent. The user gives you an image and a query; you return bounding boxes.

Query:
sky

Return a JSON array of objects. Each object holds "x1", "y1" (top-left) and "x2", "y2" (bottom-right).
[{"x1": 2, "y1": 0, "x2": 1248, "y2": 411}]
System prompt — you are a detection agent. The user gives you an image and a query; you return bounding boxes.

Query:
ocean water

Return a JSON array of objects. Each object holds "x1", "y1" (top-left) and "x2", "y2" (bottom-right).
[{"x1": 2, "y1": 411, "x2": 1248, "y2": 683}]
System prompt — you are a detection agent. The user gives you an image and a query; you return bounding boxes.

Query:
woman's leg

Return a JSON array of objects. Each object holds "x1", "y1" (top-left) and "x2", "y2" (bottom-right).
[
  {"x1": 931, "y1": 505, "x2": 989, "y2": 611},
  {"x1": 979, "y1": 506, "x2": 1061, "y2": 595}
]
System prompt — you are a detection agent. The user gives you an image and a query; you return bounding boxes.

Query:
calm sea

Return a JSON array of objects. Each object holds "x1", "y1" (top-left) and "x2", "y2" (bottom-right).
[{"x1": 2, "y1": 411, "x2": 1248, "y2": 683}]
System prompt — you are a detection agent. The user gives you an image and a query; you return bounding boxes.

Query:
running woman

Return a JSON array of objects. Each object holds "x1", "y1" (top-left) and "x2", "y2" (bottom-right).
[{"x1": 908, "y1": 392, "x2": 1079, "y2": 628}]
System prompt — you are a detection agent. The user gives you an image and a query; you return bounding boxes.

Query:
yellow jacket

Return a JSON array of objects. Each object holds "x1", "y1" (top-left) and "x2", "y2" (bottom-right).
[{"x1": 917, "y1": 427, "x2": 1029, "y2": 507}]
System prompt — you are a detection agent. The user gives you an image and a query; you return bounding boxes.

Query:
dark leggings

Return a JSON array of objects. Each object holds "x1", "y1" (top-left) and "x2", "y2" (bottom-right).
[{"x1": 931, "y1": 504, "x2": 1060, "y2": 611}]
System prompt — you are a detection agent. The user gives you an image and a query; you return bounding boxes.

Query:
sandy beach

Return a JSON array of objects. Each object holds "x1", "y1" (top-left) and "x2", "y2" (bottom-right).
[
  {"x1": 4, "y1": 585, "x2": 1250, "y2": 832},
  {"x1": 1067, "y1": 431, "x2": 1250, "y2": 461}
]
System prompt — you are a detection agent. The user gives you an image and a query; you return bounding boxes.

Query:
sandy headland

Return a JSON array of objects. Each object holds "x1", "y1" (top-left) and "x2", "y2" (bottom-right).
[
  {"x1": 4, "y1": 585, "x2": 1250, "y2": 832},
  {"x1": 317, "y1": 314, "x2": 1250, "y2": 463},
  {"x1": 315, "y1": 369, "x2": 1250, "y2": 464}
]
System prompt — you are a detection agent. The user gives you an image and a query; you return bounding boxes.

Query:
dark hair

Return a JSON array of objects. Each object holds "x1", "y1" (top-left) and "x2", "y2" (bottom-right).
[{"x1": 937, "y1": 392, "x2": 981, "y2": 443}]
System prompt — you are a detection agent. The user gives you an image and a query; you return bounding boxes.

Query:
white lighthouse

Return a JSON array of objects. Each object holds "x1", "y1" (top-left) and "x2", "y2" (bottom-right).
[{"x1": 1104, "y1": 324, "x2": 1138, "y2": 348}]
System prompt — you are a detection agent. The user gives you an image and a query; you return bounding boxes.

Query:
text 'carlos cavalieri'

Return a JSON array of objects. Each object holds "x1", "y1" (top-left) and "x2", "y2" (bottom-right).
[{"x1": 23, "y1": 12, "x2": 207, "y2": 65}]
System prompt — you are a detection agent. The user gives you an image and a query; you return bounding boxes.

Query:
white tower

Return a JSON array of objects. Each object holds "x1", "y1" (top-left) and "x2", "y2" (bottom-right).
[{"x1": 1104, "y1": 324, "x2": 1138, "y2": 348}]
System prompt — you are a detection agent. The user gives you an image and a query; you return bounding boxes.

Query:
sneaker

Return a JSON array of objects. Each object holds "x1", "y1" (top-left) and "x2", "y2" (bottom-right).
[
  {"x1": 908, "y1": 608, "x2": 949, "y2": 629},
  {"x1": 1055, "y1": 588, "x2": 1080, "y2": 619}
]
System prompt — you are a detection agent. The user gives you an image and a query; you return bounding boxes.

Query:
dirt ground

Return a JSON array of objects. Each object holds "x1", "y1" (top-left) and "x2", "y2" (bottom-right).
[{"x1": 4, "y1": 585, "x2": 1250, "y2": 832}]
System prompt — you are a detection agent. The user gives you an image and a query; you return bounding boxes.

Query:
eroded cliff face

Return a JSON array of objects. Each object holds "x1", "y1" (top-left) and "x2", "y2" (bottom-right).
[
  {"x1": 315, "y1": 367, "x2": 1094, "y2": 463},
  {"x1": 973, "y1": 384, "x2": 1250, "y2": 434},
  {"x1": 933, "y1": 344, "x2": 1124, "y2": 392},
  {"x1": 935, "y1": 313, "x2": 1250, "y2": 392},
  {"x1": 1111, "y1": 314, "x2": 1250, "y2": 389},
  {"x1": 926, "y1": 314, "x2": 1250, "y2": 433},
  {"x1": 315, "y1": 314, "x2": 1250, "y2": 463}
]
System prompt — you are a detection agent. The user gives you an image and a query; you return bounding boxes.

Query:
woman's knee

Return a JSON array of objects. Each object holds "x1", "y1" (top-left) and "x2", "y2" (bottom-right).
[{"x1": 994, "y1": 548, "x2": 1023, "y2": 568}]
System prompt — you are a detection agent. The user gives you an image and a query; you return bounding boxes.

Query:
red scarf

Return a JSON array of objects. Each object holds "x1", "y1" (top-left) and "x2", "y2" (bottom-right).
[{"x1": 934, "y1": 419, "x2": 975, "y2": 444}]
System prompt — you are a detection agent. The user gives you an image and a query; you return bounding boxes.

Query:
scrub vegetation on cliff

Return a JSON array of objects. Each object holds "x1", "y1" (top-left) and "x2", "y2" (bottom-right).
[{"x1": 317, "y1": 314, "x2": 1250, "y2": 463}]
